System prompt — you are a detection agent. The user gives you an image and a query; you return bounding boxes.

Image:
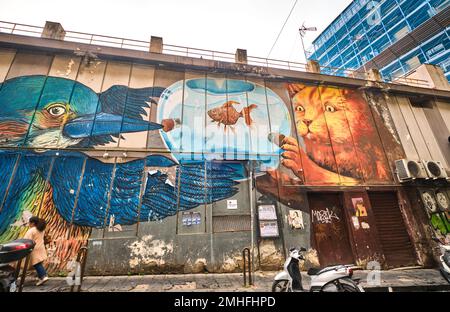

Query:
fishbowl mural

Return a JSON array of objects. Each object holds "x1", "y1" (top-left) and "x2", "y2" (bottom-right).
[
  {"x1": 0, "y1": 70, "x2": 402, "y2": 272},
  {"x1": 157, "y1": 78, "x2": 291, "y2": 168}
]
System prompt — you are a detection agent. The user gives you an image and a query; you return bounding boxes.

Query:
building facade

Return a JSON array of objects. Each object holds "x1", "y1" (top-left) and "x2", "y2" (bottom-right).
[
  {"x1": 0, "y1": 22, "x2": 449, "y2": 276},
  {"x1": 308, "y1": 0, "x2": 450, "y2": 82}
]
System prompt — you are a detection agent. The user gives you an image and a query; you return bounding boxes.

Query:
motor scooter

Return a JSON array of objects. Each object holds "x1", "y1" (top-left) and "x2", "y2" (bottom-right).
[
  {"x1": 0, "y1": 239, "x2": 35, "y2": 292},
  {"x1": 272, "y1": 247, "x2": 364, "y2": 292},
  {"x1": 432, "y1": 236, "x2": 450, "y2": 283}
]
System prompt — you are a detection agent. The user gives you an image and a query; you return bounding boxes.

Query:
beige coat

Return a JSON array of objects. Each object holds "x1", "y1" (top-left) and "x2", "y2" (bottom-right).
[{"x1": 24, "y1": 227, "x2": 48, "y2": 266}]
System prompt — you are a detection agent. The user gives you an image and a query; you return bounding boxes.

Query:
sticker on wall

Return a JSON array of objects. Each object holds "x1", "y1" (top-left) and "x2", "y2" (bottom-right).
[
  {"x1": 361, "y1": 222, "x2": 370, "y2": 230},
  {"x1": 182, "y1": 211, "x2": 201, "y2": 226},
  {"x1": 351, "y1": 197, "x2": 368, "y2": 217},
  {"x1": 436, "y1": 191, "x2": 449, "y2": 211},
  {"x1": 352, "y1": 216, "x2": 360, "y2": 230},
  {"x1": 288, "y1": 210, "x2": 304, "y2": 229},
  {"x1": 422, "y1": 191, "x2": 438, "y2": 213},
  {"x1": 227, "y1": 199, "x2": 238, "y2": 210}
]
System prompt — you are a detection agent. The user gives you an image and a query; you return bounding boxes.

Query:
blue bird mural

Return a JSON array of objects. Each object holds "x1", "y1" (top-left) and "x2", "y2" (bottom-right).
[{"x1": 0, "y1": 75, "x2": 242, "y2": 272}]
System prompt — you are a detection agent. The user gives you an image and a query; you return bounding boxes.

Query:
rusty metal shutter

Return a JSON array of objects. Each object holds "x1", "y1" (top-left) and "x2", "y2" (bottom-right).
[
  {"x1": 212, "y1": 215, "x2": 251, "y2": 233},
  {"x1": 368, "y1": 192, "x2": 417, "y2": 268}
]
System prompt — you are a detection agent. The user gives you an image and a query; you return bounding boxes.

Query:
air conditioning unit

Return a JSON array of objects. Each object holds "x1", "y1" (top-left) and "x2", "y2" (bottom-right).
[
  {"x1": 395, "y1": 159, "x2": 429, "y2": 182},
  {"x1": 422, "y1": 160, "x2": 449, "y2": 179}
]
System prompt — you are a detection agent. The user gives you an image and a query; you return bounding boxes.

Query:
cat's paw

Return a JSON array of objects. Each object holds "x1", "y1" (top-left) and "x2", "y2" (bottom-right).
[{"x1": 280, "y1": 136, "x2": 303, "y2": 178}]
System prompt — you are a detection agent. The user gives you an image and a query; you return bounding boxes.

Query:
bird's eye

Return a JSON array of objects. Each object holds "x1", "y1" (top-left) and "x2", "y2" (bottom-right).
[
  {"x1": 47, "y1": 104, "x2": 67, "y2": 117},
  {"x1": 325, "y1": 105, "x2": 336, "y2": 112},
  {"x1": 295, "y1": 105, "x2": 305, "y2": 112}
]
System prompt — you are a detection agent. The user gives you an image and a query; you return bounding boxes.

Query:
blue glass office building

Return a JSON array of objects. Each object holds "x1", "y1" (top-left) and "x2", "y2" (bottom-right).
[{"x1": 308, "y1": 0, "x2": 450, "y2": 82}]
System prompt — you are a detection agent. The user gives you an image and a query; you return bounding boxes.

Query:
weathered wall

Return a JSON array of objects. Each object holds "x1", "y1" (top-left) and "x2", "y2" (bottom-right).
[{"x1": 0, "y1": 46, "x2": 449, "y2": 275}]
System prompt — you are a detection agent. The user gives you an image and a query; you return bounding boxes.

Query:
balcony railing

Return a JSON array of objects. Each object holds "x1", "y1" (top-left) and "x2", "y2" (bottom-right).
[{"x1": 0, "y1": 20, "x2": 431, "y2": 88}]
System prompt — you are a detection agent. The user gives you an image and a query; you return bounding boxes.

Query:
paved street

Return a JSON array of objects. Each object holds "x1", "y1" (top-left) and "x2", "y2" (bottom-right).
[{"x1": 21, "y1": 269, "x2": 450, "y2": 292}]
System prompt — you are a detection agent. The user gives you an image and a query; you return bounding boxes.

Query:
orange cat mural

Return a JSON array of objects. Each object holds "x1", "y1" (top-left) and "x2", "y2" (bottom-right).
[{"x1": 280, "y1": 83, "x2": 392, "y2": 185}]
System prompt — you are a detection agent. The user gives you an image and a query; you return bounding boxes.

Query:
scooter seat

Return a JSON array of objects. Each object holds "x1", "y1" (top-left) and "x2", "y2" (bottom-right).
[{"x1": 307, "y1": 268, "x2": 321, "y2": 276}]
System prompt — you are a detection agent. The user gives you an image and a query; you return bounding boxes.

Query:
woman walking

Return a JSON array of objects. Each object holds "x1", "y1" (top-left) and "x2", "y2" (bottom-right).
[{"x1": 24, "y1": 216, "x2": 49, "y2": 286}]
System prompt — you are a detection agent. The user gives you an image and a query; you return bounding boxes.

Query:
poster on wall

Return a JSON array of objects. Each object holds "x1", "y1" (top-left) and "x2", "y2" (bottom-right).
[
  {"x1": 351, "y1": 197, "x2": 368, "y2": 217},
  {"x1": 258, "y1": 205, "x2": 277, "y2": 220},
  {"x1": 259, "y1": 221, "x2": 279, "y2": 238},
  {"x1": 288, "y1": 210, "x2": 304, "y2": 229}
]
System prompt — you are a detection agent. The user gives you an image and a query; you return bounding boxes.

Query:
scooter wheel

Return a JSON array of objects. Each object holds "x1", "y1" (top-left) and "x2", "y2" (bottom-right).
[
  {"x1": 272, "y1": 280, "x2": 290, "y2": 292},
  {"x1": 321, "y1": 278, "x2": 361, "y2": 292}
]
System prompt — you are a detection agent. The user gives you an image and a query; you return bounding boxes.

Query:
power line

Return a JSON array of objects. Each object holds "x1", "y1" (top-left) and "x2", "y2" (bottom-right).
[{"x1": 266, "y1": 0, "x2": 300, "y2": 59}]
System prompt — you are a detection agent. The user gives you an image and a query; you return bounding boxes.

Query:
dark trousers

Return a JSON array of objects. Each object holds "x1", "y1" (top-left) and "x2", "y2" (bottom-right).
[{"x1": 33, "y1": 262, "x2": 47, "y2": 279}]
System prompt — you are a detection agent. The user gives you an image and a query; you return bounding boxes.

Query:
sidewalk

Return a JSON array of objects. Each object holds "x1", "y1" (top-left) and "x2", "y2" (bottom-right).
[{"x1": 22, "y1": 269, "x2": 450, "y2": 292}]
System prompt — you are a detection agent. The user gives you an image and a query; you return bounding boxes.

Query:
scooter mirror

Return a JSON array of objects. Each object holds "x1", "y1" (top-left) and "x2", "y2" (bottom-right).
[{"x1": 300, "y1": 247, "x2": 307, "y2": 252}]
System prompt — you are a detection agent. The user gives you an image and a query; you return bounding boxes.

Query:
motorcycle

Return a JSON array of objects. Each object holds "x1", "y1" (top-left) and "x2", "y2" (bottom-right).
[
  {"x1": 0, "y1": 239, "x2": 35, "y2": 292},
  {"x1": 432, "y1": 236, "x2": 450, "y2": 284},
  {"x1": 272, "y1": 247, "x2": 364, "y2": 292}
]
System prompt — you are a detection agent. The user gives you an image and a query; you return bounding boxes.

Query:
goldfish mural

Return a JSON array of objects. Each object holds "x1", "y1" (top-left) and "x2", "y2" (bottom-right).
[{"x1": 0, "y1": 72, "x2": 401, "y2": 273}]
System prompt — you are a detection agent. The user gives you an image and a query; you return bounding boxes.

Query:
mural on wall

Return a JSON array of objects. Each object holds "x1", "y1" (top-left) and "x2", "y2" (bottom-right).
[
  {"x1": 279, "y1": 83, "x2": 393, "y2": 185},
  {"x1": 0, "y1": 70, "x2": 403, "y2": 272},
  {"x1": 0, "y1": 75, "x2": 243, "y2": 272}
]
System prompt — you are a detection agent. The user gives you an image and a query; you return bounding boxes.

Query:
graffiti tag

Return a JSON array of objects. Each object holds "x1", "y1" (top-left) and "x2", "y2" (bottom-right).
[{"x1": 312, "y1": 208, "x2": 340, "y2": 224}]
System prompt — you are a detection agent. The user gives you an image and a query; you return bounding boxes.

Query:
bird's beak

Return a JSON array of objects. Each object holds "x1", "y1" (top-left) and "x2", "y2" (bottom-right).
[{"x1": 62, "y1": 113, "x2": 162, "y2": 139}]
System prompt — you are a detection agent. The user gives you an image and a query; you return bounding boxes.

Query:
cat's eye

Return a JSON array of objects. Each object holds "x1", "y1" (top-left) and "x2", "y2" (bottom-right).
[
  {"x1": 295, "y1": 105, "x2": 305, "y2": 112},
  {"x1": 47, "y1": 103, "x2": 67, "y2": 117},
  {"x1": 325, "y1": 105, "x2": 336, "y2": 112}
]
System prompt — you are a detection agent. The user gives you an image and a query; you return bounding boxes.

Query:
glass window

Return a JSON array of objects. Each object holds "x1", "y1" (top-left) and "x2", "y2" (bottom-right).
[
  {"x1": 400, "y1": 48, "x2": 427, "y2": 72},
  {"x1": 400, "y1": 0, "x2": 428, "y2": 17},
  {"x1": 432, "y1": 51, "x2": 450, "y2": 73},
  {"x1": 327, "y1": 44, "x2": 341, "y2": 63},
  {"x1": 407, "y1": 5, "x2": 432, "y2": 29},
  {"x1": 381, "y1": 0, "x2": 398, "y2": 16},
  {"x1": 430, "y1": 0, "x2": 449, "y2": 12},
  {"x1": 422, "y1": 32, "x2": 448, "y2": 60},
  {"x1": 387, "y1": 21, "x2": 410, "y2": 43},
  {"x1": 366, "y1": 24, "x2": 385, "y2": 42},
  {"x1": 381, "y1": 60, "x2": 404, "y2": 80},
  {"x1": 335, "y1": 26, "x2": 348, "y2": 43},
  {"x1": 338, "y1": 35, "x2": 352, "y2": 52},
  {"x1": 382, "y1": 8, "x2": 404, "y2": 31},
  {"x1": 341, "y1": 45, "x2": 357, "y2": 63},
  {"x1": 344, "y1": 55, "x2": 362, "y2": 69},
  {"x1": 371, "y1": 34, "x2": 391, "y2": 55},
  {"x1": 359, "y1": 46, "x2": 375, "y2": 63}
]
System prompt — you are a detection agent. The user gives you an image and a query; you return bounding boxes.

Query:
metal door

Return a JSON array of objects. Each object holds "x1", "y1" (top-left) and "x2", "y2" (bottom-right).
[
  {"x1": 308, "y1": 193, "x2": 354, "y2": 266},
  {"x1": 369, "y1": 191, "x2": 417, "y2": 268}
]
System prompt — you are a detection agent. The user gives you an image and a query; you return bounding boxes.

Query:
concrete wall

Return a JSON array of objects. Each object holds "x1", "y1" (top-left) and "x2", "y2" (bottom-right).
[{"x1": 0, "y1": 45, "x2": 449, "y2": 275}]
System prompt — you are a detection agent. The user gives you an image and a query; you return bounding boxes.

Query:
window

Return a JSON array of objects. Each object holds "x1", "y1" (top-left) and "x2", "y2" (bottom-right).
[
  {"x1": 382, "y1": 8, "x2": 404, "y2": 31},
  {"x1": 371, "y1": 34, "x2": 391, "y2": 55},
  {"x1": 407, "y1": 5, "x2": 432, "y2": 29},
  {"x1": 400, "y1": 0, "x2": 428, "y2": 17},
  {"x1": 387, "y1": 21, "x2": 410, "y2": 43}
]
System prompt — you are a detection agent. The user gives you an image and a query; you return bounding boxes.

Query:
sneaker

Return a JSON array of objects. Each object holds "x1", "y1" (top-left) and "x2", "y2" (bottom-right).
[{"x1": 36, "y1": 276, "x2": 49, "y2": 286}]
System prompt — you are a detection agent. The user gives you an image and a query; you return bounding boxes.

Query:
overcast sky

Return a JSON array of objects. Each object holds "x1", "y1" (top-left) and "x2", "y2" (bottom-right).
[{"x1": 0, "y1": 0, "x2": 352, "y2": 63}]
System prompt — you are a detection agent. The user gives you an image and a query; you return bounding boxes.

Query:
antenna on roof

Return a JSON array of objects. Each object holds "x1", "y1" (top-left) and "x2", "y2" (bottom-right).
[{"x1": 299, "y1": 23, "x2": 317, "y2": 62}]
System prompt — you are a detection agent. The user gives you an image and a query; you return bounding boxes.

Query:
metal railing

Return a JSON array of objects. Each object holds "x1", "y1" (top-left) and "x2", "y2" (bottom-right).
[{"x1": 0, "y1": 20, "x2": 433, "y2": 88}]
